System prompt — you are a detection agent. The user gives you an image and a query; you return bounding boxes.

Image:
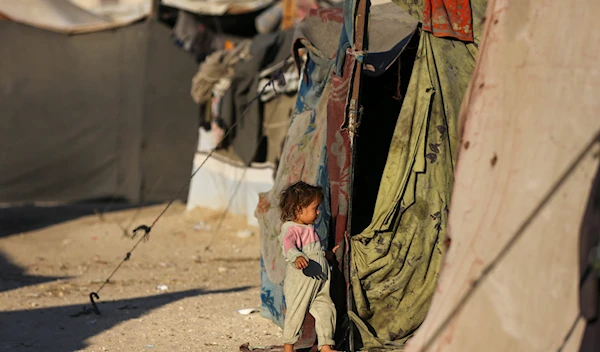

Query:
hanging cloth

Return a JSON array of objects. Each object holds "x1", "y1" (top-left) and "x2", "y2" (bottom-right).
[{"x1": 422, "y1": 0, "x2": 474, "y2": 42}]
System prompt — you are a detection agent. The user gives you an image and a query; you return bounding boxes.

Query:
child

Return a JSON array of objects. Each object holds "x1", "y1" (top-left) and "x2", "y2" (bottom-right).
[{"x1": 279, "y1": 181, "x2": 338, "y2": 352}]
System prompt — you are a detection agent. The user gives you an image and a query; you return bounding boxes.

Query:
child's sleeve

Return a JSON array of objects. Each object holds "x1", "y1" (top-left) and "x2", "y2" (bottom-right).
[{"x1": 281, "y1": 226, "x2": 308, "y2": 263}]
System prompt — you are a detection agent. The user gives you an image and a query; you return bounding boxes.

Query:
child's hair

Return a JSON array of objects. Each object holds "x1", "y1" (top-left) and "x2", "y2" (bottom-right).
[{"x1": 279, "y1": 181, "x2": 324, "y2": 221}]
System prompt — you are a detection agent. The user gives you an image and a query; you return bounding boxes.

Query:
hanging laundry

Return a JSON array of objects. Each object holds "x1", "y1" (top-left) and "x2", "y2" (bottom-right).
[
  {"x1": 422, "y1": 0, "x2": 474, "y2": 42},
  {"x1": 172, "y1": 10, "x2": 199, "y2": 51},
  {"x1": 255, "y1": 4, "x2": 283, "y2": 34},
  {"x1": 190, "y1": 24, "x2": 220, "y2": 63},
  {"x1": 257, "y1": 63, "x2": 300, "y2": 103},
  {"x1": 190, "y1": 40, "x2": 252, "y2": 104},
  {"x1": 220, "y1": 30, "x2": 295, "y2": 165}
]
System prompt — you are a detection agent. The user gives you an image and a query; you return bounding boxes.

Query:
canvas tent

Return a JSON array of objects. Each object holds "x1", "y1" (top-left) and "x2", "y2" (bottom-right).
[
  {"x1": 0, "y1": 0, "x2": 199, "y2": 204},
  {"x1": 162, "y1": 0, "x2": 274, "y2": 15},
  {"x1": 253, "y1": 0, "x2": 488, "y2": 350},
  {"x1": 255, "y1": 0, "x2": 600, "y2": 351},
  {"x1": 253, "y1": 1, "x2": 463, "y2": 349},
  {"x1": 403, "y1": 0, "x2": 600, "y2": 351},
  {"x1": 0, "y1": 0, "x2": 151, "y2": 34}
]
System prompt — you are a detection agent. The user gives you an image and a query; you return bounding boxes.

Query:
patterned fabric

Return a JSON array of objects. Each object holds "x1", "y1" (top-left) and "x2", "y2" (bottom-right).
[
  {"x1": 423, "y1": 0, "x2": 474, "y2": 42},
  {"x1": 393, "y1": 0, "x2": 487, "y2": 44},
  {"x1": 326, "y1": 51, "x2": 355, "y2": 247},
  {"x1": 255, "y1": 60, "x2": 333, "y2": 327}
]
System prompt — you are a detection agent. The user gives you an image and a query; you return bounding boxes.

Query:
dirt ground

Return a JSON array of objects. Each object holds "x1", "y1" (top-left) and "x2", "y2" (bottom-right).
[{"x1": 0, "y1": 202, "x2": 283, "y2": 351}]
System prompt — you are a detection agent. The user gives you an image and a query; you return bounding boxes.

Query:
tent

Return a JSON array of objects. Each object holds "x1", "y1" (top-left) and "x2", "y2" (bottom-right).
[
  {"x1": 162, "y1": 0, "x2": 274, "y2": 16},
  {"x1": 253, "y1": 0, "x2": 489, "y2": 349},
  {"x1": 0, "y1": 0, "x2": 199, "y2": 204},
  {"x1": 256, "y1": 0, "x2": 600, "y2": 351},
  {"x1": 0, "y1": 0, "x2": 151, "y2": 34},
  {"x1": 253, "y1": 1, "x2": 463, "y2": 349},
  {"x1": 404, "y1": 0, "x2": 600, "y2": 351}
]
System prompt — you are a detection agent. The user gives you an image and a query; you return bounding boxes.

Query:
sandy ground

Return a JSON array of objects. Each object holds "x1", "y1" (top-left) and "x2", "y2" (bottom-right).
[{"x1": 0, "y1": 202, "x2": 283, "y2": 351}]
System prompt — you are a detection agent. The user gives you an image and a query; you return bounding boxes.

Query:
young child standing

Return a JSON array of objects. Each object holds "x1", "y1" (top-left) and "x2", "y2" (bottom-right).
[{"x1": 279, "y1": 181, "x2": 338, "y2": 352}]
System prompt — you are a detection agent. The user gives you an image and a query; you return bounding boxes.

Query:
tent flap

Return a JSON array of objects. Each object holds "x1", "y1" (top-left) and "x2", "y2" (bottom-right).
[{"x1": 349, "y1": 24, "x2": 478, "y2": 352}]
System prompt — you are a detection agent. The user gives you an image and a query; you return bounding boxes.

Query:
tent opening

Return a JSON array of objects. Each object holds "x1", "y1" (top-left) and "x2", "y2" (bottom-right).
[{"x1": 351, "y1": 30, "x2": 420, "y2": 236}]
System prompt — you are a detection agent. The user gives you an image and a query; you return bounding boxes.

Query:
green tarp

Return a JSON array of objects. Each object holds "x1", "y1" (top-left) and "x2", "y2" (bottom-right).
[{"x1": 349, "y1": 0, "x2": 485, "y2": 348}]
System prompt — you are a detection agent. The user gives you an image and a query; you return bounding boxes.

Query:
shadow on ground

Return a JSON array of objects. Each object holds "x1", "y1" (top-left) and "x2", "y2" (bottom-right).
[
  {"x1": 0, "y1": 201, "x2": 156, "y2": 238},
  {"x1": 0, "y1": 286, "x2": 252, "y2": 352},
  {"x1": 0, "y1": 252, "x2": 68, "y2": 293}
]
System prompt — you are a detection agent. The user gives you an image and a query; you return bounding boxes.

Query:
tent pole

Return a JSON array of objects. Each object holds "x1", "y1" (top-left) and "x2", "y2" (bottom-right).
[
  {"x1": 281, "y1": 0, "x2": 296, "y2": 30},
  {"x1": 151, "y1": 0, "x2": 161, "y2": 19},
  {"x1": 346, "y1": 0, "x2": 370, "y2": 351}
]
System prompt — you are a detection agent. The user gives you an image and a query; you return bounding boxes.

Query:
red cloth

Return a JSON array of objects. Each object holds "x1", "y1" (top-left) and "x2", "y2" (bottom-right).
[
  {"x1": 326, "y1": 50, "x2": 355, "y2": 247},
  {"x1": 423, "y1": 0, "x2": 474, "y2": 42}
]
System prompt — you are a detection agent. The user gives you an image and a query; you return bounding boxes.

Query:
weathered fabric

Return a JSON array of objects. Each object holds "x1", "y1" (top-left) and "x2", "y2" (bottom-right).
[
  {"x1": 281, "y1": 222, "x2": 336, "y2": 349},
  {"x1": 258, "y1": 71, "x2": 299, "y2": 103},
  {"x1": 263, "y1": 93, "x2": 296, "y2": 164},
  {"x1": 349, "y1": 29, "x2": 477, "y2": 348},
  {"x1": 256, "y1": 59, "x2": 333, "y2": 327},
  {"x1": 362, "y1": 3, "x2": 420, "y2": 77},
  {"x1": 221, "y1": 30, "x2": 295, "y2": 165},
  {"x1": 404, "y1": 0, "x2": 599, "y2": 349},
  {"x1": 295, "y1": 8, "x2": 345, "y2": 61},
  {"x1": 423, "y1": 0, "x2": 473, "y2": 42},
  {"x1": 393, "y1": 0, "x2": 487, "y2": 45},
  {"x1": 326, "y1": 51, "x2": 354, "y2": 248},
  {"x1": 190, "y1": 40, "x2": 251, "y2": 104},
  {"x1": 173, "y1": 10, "x2": 199, "y2": 51},
  {"x1": 327, "y1": 8, "x2": 418, "y2": 248}
]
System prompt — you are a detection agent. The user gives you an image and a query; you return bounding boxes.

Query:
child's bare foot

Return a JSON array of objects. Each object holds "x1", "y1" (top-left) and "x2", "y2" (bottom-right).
[
  {"x1": 283, "y1": 343, "x2": 294, "y2": 352},
  {"x1": 320, "y1": 346, "x2": 338, "y2": 352}
]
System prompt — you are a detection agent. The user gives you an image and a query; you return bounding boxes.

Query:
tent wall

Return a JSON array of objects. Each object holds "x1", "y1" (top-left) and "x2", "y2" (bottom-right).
[
  {"x1": 0, "y1": 0, "x2": 151, "y2": 34},
  {"x1": 405, "y1": 0, "x2": 600, "y2": 351},
  {"x1": 0, "y1": 20, "x2": 197, "y2": 204},
  {"x1": 139, "y1": 21, "x2": 199, "y2": 202}
]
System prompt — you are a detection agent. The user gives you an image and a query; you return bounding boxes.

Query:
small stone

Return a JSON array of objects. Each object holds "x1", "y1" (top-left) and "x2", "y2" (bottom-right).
[
  {"x1": 236, "y1": 230, "x2": 253, "y2": 238},
  {"x1": 217, "y1": 267, "x2": 227, "y2": 273}
]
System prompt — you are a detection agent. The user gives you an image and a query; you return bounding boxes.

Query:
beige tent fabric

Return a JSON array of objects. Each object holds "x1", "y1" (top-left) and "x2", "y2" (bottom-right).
[
  {"x1": 162, "y1": 0, "x2": 274, "y2": 15},
  {"x1": 0, "y1": 0, "x2": 151, "y2": 34},
  {"x1": 405, "y1": 0, "x2": 600, "y2": 351}
]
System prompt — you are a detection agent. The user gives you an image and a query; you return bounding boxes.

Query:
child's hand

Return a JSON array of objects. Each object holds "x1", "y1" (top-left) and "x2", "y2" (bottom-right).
[
  {"x1": 295, "y1": 256, "x2": 308, "y2": 269},
  {"x1": 325, "y1": 245, "x2": 340, "y2": 262}
]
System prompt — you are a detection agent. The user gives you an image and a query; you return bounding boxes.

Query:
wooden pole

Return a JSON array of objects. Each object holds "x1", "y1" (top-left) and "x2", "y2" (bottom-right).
[
  {"x1": 281, "y1": 0, "x2": 296, "y2": 30},
  {"x1": 346, "y1": 0, "x2": 370, "y2": 351},
  {"x1": 151, "y1": 0, "x2": 160, "y2": 19}
]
